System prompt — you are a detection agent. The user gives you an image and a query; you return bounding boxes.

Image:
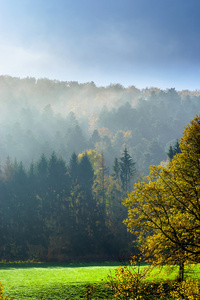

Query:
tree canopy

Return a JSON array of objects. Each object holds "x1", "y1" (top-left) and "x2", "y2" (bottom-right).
[{"x1": 123, "y1": 115, "x2": 200, "y2": 280}]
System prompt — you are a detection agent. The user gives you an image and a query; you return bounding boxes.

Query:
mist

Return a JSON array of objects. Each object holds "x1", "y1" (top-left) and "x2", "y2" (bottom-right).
[
  {"x1": 0, "y1": 75, "x2": 200, "y2": 174},
  {"x1": 1, "y1": 74, "x2": 200, "y2": 262}
]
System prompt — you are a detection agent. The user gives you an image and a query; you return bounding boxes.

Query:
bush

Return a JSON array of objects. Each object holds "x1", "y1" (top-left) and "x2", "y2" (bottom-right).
[
  {"x1": 170, "y1": 279, "x2": 200, "y2": 300},
  {"x1": 107, "y1": 256, "x2": 200, "y2": 299},
  {"x1": 107, "y1": 256, "x2": 154, "y2": 299}
]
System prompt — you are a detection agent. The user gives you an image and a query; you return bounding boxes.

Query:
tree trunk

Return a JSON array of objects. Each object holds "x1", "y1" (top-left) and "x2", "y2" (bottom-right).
[{"x1": 178, "y1": 261, "x2": 184, "y2": 282}]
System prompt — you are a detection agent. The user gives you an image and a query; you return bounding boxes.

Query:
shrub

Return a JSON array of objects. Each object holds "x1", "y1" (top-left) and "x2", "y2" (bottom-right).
[
  {"x1": 107, "y1": 256, "x2": 153, "y2": 299},
  {"x1": 170, "y1": 279, "x2": 200, "y2": 300}
]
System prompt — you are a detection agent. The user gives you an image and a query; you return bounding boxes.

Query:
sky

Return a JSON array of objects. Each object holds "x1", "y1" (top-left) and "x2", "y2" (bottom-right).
[{"x1": 0, "y1": 0, "x2": 200, "y2": 90}]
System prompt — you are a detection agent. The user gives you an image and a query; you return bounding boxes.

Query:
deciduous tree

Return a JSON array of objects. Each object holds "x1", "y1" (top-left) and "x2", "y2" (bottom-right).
[{"x1": 124, "y1": 115, "x2": 200, "y2": 281}]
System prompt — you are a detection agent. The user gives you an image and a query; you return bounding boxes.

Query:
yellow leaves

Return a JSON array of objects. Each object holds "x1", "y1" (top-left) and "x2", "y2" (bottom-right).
[
  {"x1": 156, "y1": 282, "x2": 166, "y2": 299},
  {"x1": 124, "y1": 114, "x2": 200, "y2": 268},
  {"x1": 88, "y1": 113, "x2": 99, "y2": 132},
  {"x1": 78, "y1": 149, "x2": 101, "y2": 171},
  {"x1": 180, "y1": 115, "x2": 200, "y2": 152},
  {"x1": 0, "y1": 282, "x2": 4, "y2": 297},
  {"x1": 107, "y1": 261, "x2": 149, "y2": 299},
  {"x1": 97, "y1": 127, "x2": 113, "y2": 139},
  {"x1": 170, "y1": 279, "x2": 200, "y2": 300}
]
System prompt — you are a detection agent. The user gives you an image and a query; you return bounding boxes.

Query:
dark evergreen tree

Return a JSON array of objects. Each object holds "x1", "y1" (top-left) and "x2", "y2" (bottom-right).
[
  {"x1": 167, "y1": 140, "x2": 181, "y2": 160},
  {"x1": 119, "y1": 148, "x2": 136, "y2": 195},
  {"x1": 94, "y1": 153, "x2": 108, "y2": 211},
  {"x1": 26, "y1": 161, "x2": 42, "y2": 259},
  {"x1": 173, "y1": 139, "x2": 181, "y2": 155},
  {"x1": 10, "y1": 161, "x2": 30, "y2": 259},
  {"x1": 66, "y1": 122, "x2": 86, "y2": 154},
  {"x1": 35, "y1": 154, "x2": 49, "y2": 256},
  {"x1": 0, "y1": 176, "x2": 11, "y2": 259},
  {"x1": 89, "y1": 129, "x2": 101, "y2": 148},
  {"x1": 68, "y1": 152, "x2": 79, "y2": 185},
  {"x1": 78, "y1": 153, "x2": 94, "y2": 192},
  {"x1": 37, "y1": 154, "x2": 48, "y2": 181},
  {"x1": 78, "y1": 153, "x2": 96, "y2": 248},
  {"x1": 45, "y1": 152, "x2": 70, "y2": 260},
  {"x1": 112, "y1": 157, "x2": 120, "y2": 181},
  {"x1": 48, "y1": 151, "x2": 68, "y2": 192},
  {"x1": 167, "y1": 144, "x2": 174, "y2": 160},
  {"x1": 3, "y1": 156, "x2": 14, "y2": 181}
]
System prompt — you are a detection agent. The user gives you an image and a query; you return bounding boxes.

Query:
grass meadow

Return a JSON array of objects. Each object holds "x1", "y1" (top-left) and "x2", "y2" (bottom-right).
[
  {"x1": 1, "y1": 262, "x2": 200, "y2": 299},
  {"x1": 0, "y1": 262, "x2": 120, "y2": 299}
]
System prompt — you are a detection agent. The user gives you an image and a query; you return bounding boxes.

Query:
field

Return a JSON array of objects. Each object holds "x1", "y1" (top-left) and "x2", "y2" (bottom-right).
[
  {"x1": 1, "y1": 263, "x2": 200, "y2": 299},
  {"x1": 0, "y1": 262, "x2": 120, "y2": 299}
]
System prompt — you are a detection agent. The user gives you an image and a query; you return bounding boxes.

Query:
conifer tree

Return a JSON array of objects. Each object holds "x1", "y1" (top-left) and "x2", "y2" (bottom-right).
[
  {"x1": 119, "y1": 148, "x2": 136, "y2": 195},
  {"x1": 112, "y1": 157, "x2": 120, "y2": 181},
  {"x1": 173, "y1": 139, "x2": 181, "y2": 155},
  {"x1": 167, "y1": 144, "x2": 174, "y2": 160},
  {"x1": 68, "y1": 152, "x2": 79, "y2": 186},
  {"x1": 167, "y1": 140, "x2": 181, "y2": 160}
]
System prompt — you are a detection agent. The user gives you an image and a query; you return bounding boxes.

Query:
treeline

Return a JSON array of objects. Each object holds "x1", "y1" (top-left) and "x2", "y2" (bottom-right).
[
  {"x1": 1, "y1": 76, "x2": 200, "y2": 175},
  {"x1": 0, "y1": 149, "x2": 136, "y2": 262}
]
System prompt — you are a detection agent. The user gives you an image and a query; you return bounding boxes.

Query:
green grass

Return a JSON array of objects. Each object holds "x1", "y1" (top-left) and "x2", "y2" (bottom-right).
[
  {"x1": 146, "y1": 263, "x2": 200, "y2": 281},
  {"x1": 0, "y1": 262, "x2": 119, "y2": 299},
  {"x1": 1, "y1": 262, "x2": 200, "y2": 299}
]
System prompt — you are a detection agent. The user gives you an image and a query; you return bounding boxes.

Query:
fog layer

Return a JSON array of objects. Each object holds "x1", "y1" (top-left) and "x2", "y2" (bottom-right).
[{"x1": 0, "y1": 76, "x2": 199, "y2": 174}]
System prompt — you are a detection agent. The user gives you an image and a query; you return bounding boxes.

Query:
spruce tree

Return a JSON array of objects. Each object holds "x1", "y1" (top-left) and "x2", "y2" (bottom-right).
[{"x1": 119, "y1": 148, "x2": 136, "y2": 195}]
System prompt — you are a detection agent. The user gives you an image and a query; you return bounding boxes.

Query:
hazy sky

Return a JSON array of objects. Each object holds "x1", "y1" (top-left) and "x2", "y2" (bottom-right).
[{"x1": 0, "y1": 0, "x2": 199, "y2": 90}]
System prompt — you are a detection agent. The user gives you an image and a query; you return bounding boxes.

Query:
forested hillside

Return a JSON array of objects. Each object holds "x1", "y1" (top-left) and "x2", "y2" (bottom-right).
[
  {"x1": 0, "y1": 76, "x2": 200, "y2": 173},
  {"x1": 0, "y1": 75, "x2": 200, "y2": 261}
]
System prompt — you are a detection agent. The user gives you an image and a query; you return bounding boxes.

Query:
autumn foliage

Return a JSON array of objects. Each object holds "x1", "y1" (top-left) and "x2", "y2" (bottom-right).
[
  {"x1": 123, "y1": 115, "x2": 200, "y2": 280},
  {"x1": 106, "y1": 115, "x2": 200, "y2": 298}
]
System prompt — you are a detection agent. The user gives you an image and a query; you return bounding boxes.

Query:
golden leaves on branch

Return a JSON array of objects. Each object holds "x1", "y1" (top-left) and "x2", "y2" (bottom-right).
[{"x1": 124, "y1": 115, "x2": 200, "y2": 274}]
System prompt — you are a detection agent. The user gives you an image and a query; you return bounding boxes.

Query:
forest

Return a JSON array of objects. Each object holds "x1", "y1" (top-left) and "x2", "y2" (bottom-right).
[
  {"x1": 0, "y1": 75, "x2": 200, "y2": 262},
  {"x1": 0, "y1": 149, "x2": 135, "y2": 261}
]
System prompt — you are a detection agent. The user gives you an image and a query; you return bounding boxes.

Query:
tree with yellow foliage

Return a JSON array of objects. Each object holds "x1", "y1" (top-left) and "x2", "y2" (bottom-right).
[
  {"x1": 123, "y1": 115, "x2": 200, "y2": 281},
  {"x1": 78, "y1": 149, "x2": 101, "y2": 172}
]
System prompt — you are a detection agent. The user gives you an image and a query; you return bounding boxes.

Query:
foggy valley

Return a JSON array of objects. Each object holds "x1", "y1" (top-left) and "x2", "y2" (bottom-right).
[
  {"x1": 1, "y1": 1, "x2": 200, "y2": 298},
  {"x1": 1, "y1": 75, "x2": 199, "y2": 173},
  {"x1": 0, "y1": 75, "x2": 200, "y2": 261}
]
